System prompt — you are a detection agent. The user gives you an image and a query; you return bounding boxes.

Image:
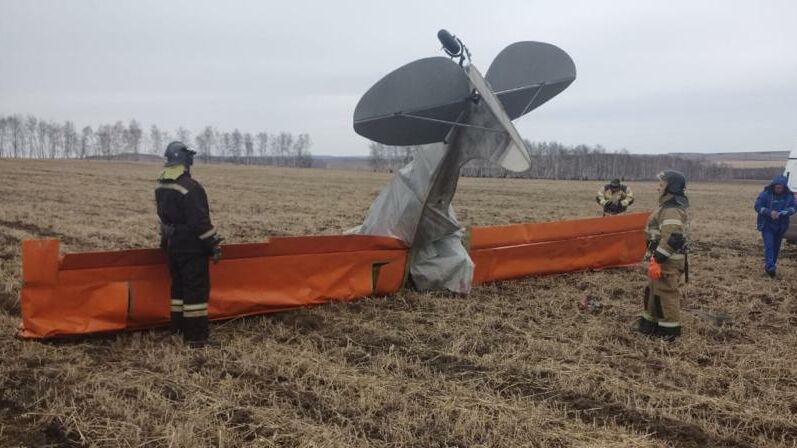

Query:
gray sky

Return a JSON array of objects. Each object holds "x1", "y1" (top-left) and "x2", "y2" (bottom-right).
[{"x1": 1, "y1": 0, "x2": 795, "y2": 155}]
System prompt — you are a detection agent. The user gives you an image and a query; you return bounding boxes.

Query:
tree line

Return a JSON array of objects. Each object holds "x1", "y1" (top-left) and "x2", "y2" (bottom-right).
[
  {"x1": 367, "y1": 141, "x2": 781, "y2": 181},
  {"x1": 0, "y1": 114, "x2": 313, "y2": 167}
]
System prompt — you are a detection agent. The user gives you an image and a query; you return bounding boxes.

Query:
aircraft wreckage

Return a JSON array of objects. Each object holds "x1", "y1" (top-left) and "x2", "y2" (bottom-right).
[{"x1": 19, "y1": 30, "x2": 646, "y2": 338}]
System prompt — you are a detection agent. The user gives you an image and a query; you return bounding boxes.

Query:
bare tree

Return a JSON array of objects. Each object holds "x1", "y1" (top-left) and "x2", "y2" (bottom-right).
[
  {"x1": 256, "y1": 132, "x2": 269, "y2": 162},
  {"x1": 96, "y1": 125, "x2": 112, "y2": 159},
  {"x1": 273, "y1": 132, "x2": 294, "y2": 166},
  {"x1": 47, "y1": 122, "x2": 62, "y2": 159},
  {"x1": 126, "y1": 120, "x2": 143, "y2": 156},
  {"x1": 8, "y1": 115, "x2": 24, "y2": 158},
  {"x1": 149, "y1": 124, "x2": 162, "y2": 155},
  {"x1": 110, "y1": 121, "x2": 125, "y2": 156},
  {"x1": 161, "y1": 130, "x2": 173, "y2": 149},
  {"x1": 293, "y1": 133, "x2": 312, "y2": 167},
  {"x1": 231, "y1": 129, "x2": 243, "y2": 162},
  {"x1": 25, "y1": 116, "x2": 38, "y2": 158},
  {"x1": 79, "y1": 126, "x2": 93, "y2": 159},
  {"x1": 244, "y1": 132, "x2": 254, "y2": 165},
  {"x1": 0, "y1": 115, "x2": 321, "y2": 168},
  {"x1": 213, "y1": 129, "x2": 224, "y2": 159},
  {"x1": 0, "y1": 117, "x2": 7, "y2": 157},
  {"x1": 196, "y1": 126, "x2": 215, "y2": 162},
  {"x1": 36, "y1": 120, "x2": 48, "y2": 159},
  {"x1": 176, "y1": 126, "x2": 191, "y2": 144},
  {"x1": 63, "y1": 121, "x2": 77, "y2": 158}
]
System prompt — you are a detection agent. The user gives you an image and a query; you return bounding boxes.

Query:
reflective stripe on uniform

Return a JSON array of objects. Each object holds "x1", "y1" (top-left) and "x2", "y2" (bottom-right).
[
  {"x1": 641, "y1": 311, "x2": 656, "y2": 321},
  {"x1": 657, "y1": 320, "x2": 681, "y2": 328},
  {"x1": 157, "y1": 183, "x2": 189, "y2": 195},
  {"x1": 183, "y1": 303, "x2": 208, "y2": 311},
  {"x1": 660, "y1": 219, "x2": 683, "y2": 228},
  {"x1": 669, "y1": 254, "x2": 685, "y2": 260},
  {"x1": 597, "y1": 190, "x2": 608, "y2": 204},
  {"x1": 183, "y1": 303, "x2": 208, "y2": 318},
  {"x1": 199, "y1": 228, "x2": 217, "y2": 240},
  {"x1": 171, "y1": 299, "x2": 183, "y2": 312},
  {"x1": 655, "y1": 246, "x2": 671, "y2": 257}
]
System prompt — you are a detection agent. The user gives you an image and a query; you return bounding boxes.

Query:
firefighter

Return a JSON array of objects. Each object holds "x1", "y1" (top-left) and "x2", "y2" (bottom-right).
[
  {"x1": 638, "y1": 170, "x2": 688, "y2": 341},
  {"x1": 754, "y1": 175, "x2": 796, "y2": 277},
  {"x1": 156, "y1": 141, "x2": 223, "y2": 348},
  {"x1": 596, "y1": 178, "x2": 634, "y2": 215}
]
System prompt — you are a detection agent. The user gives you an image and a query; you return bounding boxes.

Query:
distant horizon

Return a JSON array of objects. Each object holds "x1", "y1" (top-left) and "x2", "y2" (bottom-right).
[{"x1": 1, "y1": 111, "x2": 793, "y2": 159}]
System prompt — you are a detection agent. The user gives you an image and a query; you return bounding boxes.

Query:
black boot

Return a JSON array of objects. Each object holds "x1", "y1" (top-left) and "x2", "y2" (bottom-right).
[
  {"x1": 654, "y1": 324, "x2": 681, "y2": 342},
  {"x1": 638, "y1": 317, "x2": 657, "y2": 335}
]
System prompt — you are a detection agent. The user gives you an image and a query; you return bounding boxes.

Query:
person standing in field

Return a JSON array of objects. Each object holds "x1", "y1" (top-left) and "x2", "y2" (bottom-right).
[
  {"x1": 155, "y1": 141, "x2": 223, "y2": 348},
  {"x1": 638, "y1": 170, "x2": 688, "y2": 341},
  {"x1": 596, "y1": 178, "x2": 634, "y2": 215},
  {"x1": 753, "y1": 175, "x2": 795, "y2": 278}
]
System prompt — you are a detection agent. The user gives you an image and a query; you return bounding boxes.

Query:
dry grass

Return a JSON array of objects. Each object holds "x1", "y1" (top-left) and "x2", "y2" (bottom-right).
[{"x1": 1, "y1": 159, "x2": 795, "y2": 447}]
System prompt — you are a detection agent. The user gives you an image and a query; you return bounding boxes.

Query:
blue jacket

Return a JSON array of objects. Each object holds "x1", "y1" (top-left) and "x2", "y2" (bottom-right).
[{"x1": 754, "y1": 175, "x2": 796, "y2": 231}]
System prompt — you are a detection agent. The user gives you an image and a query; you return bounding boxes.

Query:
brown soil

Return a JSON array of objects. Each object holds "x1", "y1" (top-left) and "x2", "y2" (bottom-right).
[{"x1": 0, "y1": 159, "x2": 795, "y2": 447}]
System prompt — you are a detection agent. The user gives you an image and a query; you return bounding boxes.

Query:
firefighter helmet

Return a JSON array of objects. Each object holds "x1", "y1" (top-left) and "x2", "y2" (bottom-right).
[
  {"x1": 657, "y1": 170, "x2": 686, "y2": 195},
  {"x1": 164, "y1": 141, "x2": 196, "y2": 167}
]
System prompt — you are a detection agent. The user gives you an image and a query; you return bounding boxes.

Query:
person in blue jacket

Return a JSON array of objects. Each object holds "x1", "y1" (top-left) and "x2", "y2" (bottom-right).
[{"x1": 754, "y1": 175, "x2": 796, "y2": 277}]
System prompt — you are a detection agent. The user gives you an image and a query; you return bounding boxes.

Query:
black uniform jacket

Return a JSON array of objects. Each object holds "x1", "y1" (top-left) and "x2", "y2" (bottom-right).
[{"x1": 155, "y1": 172, "x2": 217, "y2": 254}]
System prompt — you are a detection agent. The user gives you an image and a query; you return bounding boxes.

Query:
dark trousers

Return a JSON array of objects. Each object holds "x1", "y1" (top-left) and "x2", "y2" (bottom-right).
[
  {"x1": 167, "y1": 252, "x2": 210, "y2": 343},
  {"x1": 762, "y1": 227, "x2": 786, "y2": 272}
]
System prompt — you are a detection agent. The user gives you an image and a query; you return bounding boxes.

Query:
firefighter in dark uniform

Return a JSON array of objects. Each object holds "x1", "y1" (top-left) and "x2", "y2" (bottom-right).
[
  {"x1": 596, "y1": 179, "x2": 634, "y2": 215},
  {"x1": 638, "y1": 170, "x2": 689, "y2": 341},
  {"x1": 156, "y1": 141, "x2": 222, "y2": 347}
]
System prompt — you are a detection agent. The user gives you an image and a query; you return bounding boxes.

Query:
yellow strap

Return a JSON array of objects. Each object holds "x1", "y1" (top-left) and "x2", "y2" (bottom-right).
[
  {"x1": 156, "y1": 182, "x2": 189, "y2": 195},
  {"x1": 158, "y1": 165, "x2": 186, "y2": 181}
]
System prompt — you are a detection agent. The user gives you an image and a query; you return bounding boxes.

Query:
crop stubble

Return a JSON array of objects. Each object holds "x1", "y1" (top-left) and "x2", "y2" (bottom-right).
[{"x1": 0, "y1": 159, "x2": 795, "y2": 447}]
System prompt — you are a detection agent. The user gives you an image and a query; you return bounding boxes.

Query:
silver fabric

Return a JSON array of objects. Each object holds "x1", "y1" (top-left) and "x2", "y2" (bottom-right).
[{"x1": 359, "y1": 67, "x2": 530, "y2": 293}]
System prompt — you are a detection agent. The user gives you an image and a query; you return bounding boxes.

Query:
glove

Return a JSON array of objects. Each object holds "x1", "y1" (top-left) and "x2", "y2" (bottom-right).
[
  {"x1": 770, "y1": 210, "x2": 780, "y2": 220},
  {"x1": 204, "y1": 235, "x2": 224, "y2": 263},
  {"x1": 647, "y1": 257, "x2": 662, "y2": 280},
  {"x1": 210, "y1": 245, "x2": 222, "y2": 264},
  {"x1": 620, "y1": 199, "x2": 630, "y2": 207}
]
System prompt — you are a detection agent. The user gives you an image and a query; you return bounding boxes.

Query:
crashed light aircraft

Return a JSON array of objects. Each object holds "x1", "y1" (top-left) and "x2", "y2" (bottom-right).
[{"x1": 18, "y1": 31, "x2": 647, "y2": 338}]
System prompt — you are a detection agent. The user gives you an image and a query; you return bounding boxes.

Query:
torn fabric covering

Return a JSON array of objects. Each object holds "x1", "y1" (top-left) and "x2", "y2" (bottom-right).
[{"x1": 358, "y1": 66, "x2": 532, "y2": 293}]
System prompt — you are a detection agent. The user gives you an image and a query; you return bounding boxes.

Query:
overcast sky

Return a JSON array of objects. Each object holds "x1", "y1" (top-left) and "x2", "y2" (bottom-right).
[{"x1": 1, "y1": 0, "x2": 795, "y2": 155}]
